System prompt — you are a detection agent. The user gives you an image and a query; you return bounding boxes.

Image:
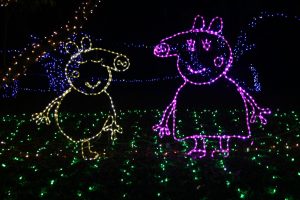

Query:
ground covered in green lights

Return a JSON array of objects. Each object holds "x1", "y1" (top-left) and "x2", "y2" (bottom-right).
[{"x1": 0, "y1": 109, "x2": 300, "y2": 199}]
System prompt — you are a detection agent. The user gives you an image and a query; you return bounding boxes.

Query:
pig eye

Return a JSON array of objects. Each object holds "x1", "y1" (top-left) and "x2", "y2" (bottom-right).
[
  {"x1": 202, "y1": 39, "x2": 211, "y2": 51},
  {"x1": 186, "y1": 39, "x2": 196, "y2": 52},
  {"x1": 71, "y1": 70, "x2": 80, "y2": 78}
]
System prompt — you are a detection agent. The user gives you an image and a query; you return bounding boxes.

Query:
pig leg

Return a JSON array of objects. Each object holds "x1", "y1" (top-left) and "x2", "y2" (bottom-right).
[
  {"x1": 211, "y1": 138, "x2": 230, "y2": 157},
  {"x1": 81, "y1": 140, "x2": 100, "y2": 160},
  {"x1": 186, "y1": 137, "x2": 206, "y2": 158}
]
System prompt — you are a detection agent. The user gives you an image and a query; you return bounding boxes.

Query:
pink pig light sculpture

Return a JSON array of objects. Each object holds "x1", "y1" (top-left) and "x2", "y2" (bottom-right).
[{"x1": 153, "y1": 15, "x2": 271, "y2": 158}]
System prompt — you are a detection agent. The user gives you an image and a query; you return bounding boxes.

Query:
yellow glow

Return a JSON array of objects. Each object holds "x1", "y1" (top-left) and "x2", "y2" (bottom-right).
[{"x1": 32, "y1": 36, "x2": 130, "y2": 160}]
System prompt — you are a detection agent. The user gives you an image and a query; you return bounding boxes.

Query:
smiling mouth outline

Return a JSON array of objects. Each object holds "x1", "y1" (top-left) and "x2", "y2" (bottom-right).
[
  {"x1": 187, "y1": 65, "x2": 206, "y2": 74},
  {"x1": 85, "y1": 80, "x2": 102, "y2": 89}
]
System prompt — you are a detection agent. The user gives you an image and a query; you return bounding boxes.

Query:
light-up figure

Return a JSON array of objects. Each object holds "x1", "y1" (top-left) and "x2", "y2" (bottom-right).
[
  {"x1": 153, "y1": 15, "x2": 271, "y2": 158},
  {"x1": 32, "y1": 37, "x2": 130, "y2": 160}
]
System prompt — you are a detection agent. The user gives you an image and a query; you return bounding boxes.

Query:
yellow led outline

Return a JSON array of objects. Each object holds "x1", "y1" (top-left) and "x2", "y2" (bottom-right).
[
  {"x1": 85, "y1": 80, "x2": 102, "y2": 89},
  {"x1": 32, "y1": 36, "x2": 129, "y2": 160},
  {"x1": 66, "y1": 55, "x2": 113, "y2": 96},
  {"x1": 71, "y1": 70, "x2": 80, "y2": 79}
]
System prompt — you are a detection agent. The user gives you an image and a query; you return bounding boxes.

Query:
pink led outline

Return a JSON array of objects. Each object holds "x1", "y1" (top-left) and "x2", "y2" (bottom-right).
[
  {"x1": 214, "y1": 56, "x2": 224, "y2": 68},
  {"x1": 153, "y1": 15, "x2": 271, "y2": 158},
  {"x1": 187, "y1": 39, "x2": 196, "y2": 52},
  {"x1": 201, "y1": 39, "x2": 211, "y2": 51}
]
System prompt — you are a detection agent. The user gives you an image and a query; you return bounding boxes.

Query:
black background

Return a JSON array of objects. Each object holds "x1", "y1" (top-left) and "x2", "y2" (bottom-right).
[{"x1": 0, "y1": 0, "x2": 300, "y2": 112}]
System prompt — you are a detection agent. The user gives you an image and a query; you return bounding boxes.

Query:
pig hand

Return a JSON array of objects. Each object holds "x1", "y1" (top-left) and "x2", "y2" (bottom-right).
[
  {"x1": 153, "y1": 124, "x2": 171, "y2": 138},
  {"x1": 32, "y1": 109, "x2": 52, "y2": 125},
  {"x1": 103, "y1": 119, "x2": 122, "y2": 141},
  {"x1": 250, "y1": 107, "x2": 271, "y2": 125}
]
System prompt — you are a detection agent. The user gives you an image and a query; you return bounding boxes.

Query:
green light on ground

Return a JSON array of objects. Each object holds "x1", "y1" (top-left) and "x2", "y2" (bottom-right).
[
  {"x1": 88, "y1": 186, "x2": 96, "y2": 192},
  {"x1": 237, "y1": 188, "x2": 246, "y2": 199},
  {"x1": 268, "y1": 188, "x2": 277, "y2": 195},
  {"x1": 226, "y1": 180, "x2": 230, "y2": 187}
]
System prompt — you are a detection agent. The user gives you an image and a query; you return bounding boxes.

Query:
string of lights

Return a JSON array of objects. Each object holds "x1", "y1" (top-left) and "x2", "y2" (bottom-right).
[
  {"x1": 0, "y1": 109, "x2": 299, "y2": 198},
  {"x1": 152, "y1": 15, "x2": 271, "y2": 158},
  {"x1": 0, "y1": 0, "x2": 102, "y2": 88},
  {"x1": 32, "y1": 36, "x2": 130, "y2": 160},
  {"x1": 0, "y1": 1, "x2": 299, "y2": 197},
  {"x1": 2, "y1": 11, "x2": 298, "y2": 98}
]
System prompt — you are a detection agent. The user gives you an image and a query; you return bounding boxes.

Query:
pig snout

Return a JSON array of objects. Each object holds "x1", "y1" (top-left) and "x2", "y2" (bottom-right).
[
  {"x1": 154, "y1": 43, "x2": 170, "y2": 57},
  {"x1": 113, "y1": 55, "x2": 130, "y2": 71}
]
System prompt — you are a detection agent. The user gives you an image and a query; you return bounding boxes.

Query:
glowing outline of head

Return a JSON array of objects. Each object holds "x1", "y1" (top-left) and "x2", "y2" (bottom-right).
[
  {"x1": 65, "y1": 36, "x2": 130, "y2": 95},
  {"x1": 154, "y1": 15, "x2": 233, "y2": 85}
]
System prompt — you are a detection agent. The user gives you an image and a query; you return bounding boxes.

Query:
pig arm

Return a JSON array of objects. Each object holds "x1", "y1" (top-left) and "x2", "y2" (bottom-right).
[
  {"x1": 225, "y1": 75, "x2": 271, "y2": 125},
  {"x1": 153, "y1": 82, "x2": 186, "y2": 138},
  {"x1": 32, "y1": 88, "x2": 72, "y2": 125},
  {"x1": 102, "y1": 90, "x2": 122, "y2": 140},
  {"x1": 153, "y1": 100, "x2": 176, "y2": 138}
]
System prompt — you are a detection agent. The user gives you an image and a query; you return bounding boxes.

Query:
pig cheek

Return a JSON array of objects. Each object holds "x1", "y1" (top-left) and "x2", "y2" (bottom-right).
[
  {"x1": 154, "y1": 43, "x2": 170, "y2": 57},
  {"x1": 213, "y1": 56, "x2": 224, "y2": 68}
]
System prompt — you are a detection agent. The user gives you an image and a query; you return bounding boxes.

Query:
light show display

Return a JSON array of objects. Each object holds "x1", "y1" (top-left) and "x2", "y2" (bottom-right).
[{"x1": 0, "y1": 0, "x2": 299, "y2": 199}]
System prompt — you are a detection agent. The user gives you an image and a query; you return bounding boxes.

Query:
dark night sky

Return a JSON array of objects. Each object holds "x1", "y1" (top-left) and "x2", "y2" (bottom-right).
[{"x1": 0, "y1": 0, "x2": 300, "y2": 111}]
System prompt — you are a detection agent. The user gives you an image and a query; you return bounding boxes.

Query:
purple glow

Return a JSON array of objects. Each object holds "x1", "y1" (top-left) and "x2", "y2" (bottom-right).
[
  {"x1": 214, "y1": 56, "x2": 224, "y2": 68},
  {"x1": 153, "y1": 15, "x2": 271, "y2": 158},
  {"x1": 187, "y1": 39, "x2": 196, "y2": 52},
  {"x1": 202, "y1": 39, "x2": 211, "y2": 51}
]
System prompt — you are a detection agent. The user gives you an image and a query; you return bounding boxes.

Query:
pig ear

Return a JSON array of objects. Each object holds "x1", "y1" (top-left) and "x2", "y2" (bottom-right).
[
  {"x1": 208, "y1": 17, "x2": 223, "y2": 33},
  {"x1": 65, "y1": 41, "x2": 79, "y2": 55},
  {"x1": 81, "y1": 36, "x2": 92, "y2": 50},
  {"x1": 192, "y1": 15, "x2": 205, "y2": 30}
]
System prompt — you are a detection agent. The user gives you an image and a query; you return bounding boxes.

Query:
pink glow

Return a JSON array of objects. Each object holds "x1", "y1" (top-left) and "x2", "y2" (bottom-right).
[
  {"x1": 187, "y1": 39, "x2": 196, "y2": 52},
  {"x1": 214, "y1": 56, "x2": 224, "y2": 68},
  {"x1": 153, "y1": 15, "x2": 271, "y2": 158},
  {"x1": 201, "y1": 39, "x2": 211, "y2": 51}
]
